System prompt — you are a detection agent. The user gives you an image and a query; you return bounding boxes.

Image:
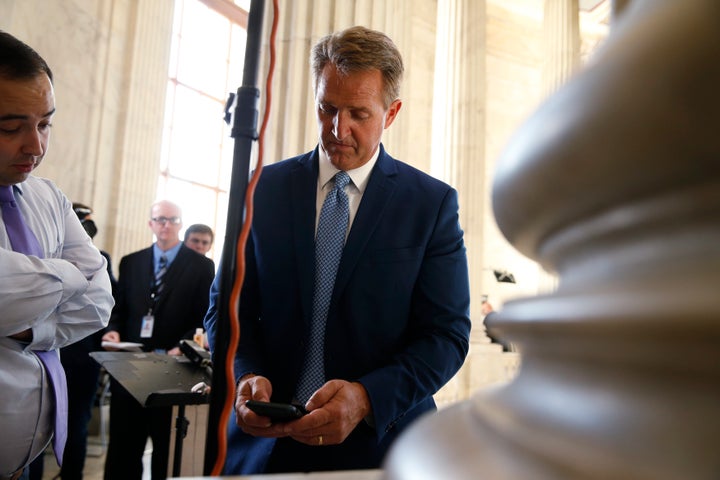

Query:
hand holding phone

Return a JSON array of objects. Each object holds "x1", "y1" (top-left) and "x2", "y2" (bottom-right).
[{"x1": 245, "y1": 400, "x2": 308, "y2": 422}]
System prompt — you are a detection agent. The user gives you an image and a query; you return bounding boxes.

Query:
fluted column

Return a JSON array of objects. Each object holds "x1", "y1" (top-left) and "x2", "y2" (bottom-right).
[
  {"x1": 542, "y1": 0, "x2": 580, "y2": 95},
  {"x1": 431, "y1": 0, "x2": 520, "y2": 406},
  {"x1": 537, "y1": 0, "x2": 581, "y2": 293},
  {"x1": 432, "y1": 0, "x2": 488, "y2": 326},
  {"x1": 111, "y1": 0, "x2": 175, "y2": 258}
]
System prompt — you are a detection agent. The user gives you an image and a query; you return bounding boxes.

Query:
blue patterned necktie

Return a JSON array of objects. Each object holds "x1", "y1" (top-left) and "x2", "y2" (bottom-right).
[
  {"x1": 295, "y1": 171, "x2": 351, "y2": 404},
  {"x1": 0, "y1": 185, "x2": 67, "y2": 465}
]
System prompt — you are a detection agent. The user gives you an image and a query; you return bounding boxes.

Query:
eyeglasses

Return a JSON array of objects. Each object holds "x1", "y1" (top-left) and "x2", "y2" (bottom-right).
[{"x1": 151, "y1": 216, "x2": 181, "y2": 225}]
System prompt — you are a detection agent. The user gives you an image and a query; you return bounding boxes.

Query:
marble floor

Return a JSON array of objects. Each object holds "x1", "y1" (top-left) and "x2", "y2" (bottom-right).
[
  {"x1": 40, "y1": 429, "x2": 151, "y2": 480},
  {"x1": 40, "y1": 436, "x2": 108, "y2": 480}
]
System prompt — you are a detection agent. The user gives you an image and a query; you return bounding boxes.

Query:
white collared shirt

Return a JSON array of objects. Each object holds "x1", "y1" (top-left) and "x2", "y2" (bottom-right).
[
  {"x1": 0, "y1": 175, "x2": 114, "y2": 474},
  {"x1": 315, "y1": 147, "x2": 380, "y2": 237}
]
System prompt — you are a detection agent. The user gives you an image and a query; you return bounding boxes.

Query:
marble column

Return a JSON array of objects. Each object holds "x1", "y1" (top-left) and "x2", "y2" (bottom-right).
[
  {"x1": 537, "y1": 0, "x2": 581, "y2": 293},
  {"x1": 432, "y1": 0, "x2": 488, "y2": 325},
  {"x1": 431, "y1": 0, "x2": 520, "y2": 406},
  {"x1": 111, "y1": 0, "x2": 176, "y2": 258},
  {"x1": 542, "y1": 0, "x2": 580, "y2": 95}
]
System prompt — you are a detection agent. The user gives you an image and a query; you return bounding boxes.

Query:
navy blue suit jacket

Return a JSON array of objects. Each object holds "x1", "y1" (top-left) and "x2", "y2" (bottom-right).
[{"x1": 206, "y1": 145, "x2": 470, "y2": 472}]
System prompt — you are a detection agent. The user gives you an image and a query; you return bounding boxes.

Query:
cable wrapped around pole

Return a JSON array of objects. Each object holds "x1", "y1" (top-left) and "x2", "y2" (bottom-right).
[{"x1": 204, "y1": 0, "x2": 266, "y2": 474}]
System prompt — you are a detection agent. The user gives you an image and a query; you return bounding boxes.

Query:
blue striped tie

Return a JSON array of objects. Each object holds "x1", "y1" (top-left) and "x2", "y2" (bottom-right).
[
  {"x1": 155, "y1": 254, "x2": 168, "y2": 294},
  {"x1": 295, "y1": 171, "x2": 351, "y2": 404}
]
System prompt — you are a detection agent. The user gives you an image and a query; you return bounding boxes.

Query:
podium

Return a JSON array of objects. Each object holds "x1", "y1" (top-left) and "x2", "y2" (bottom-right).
[{"x1": 90, "y1": 351, "x2": 211, "y2": 477}]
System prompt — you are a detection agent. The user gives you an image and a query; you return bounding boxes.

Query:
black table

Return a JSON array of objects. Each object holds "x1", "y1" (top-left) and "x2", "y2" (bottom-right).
[{"x1": 90, "y1": 351, "x2": 211, "y2": 476}]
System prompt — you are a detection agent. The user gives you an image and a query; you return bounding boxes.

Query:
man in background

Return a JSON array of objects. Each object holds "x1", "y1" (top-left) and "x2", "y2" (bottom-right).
[
  {"x1": 73, "y1": 202, "x2": 118, "y2": 295},
  {"x1": 0, "y1": 30, "x2": 114, "y2": 479},
  {"x1": 102, "y1": 200, "x2": 214, "y2": 480},
  {"x1": 183, "y1": 223, "x2": 214, "y2": 256},
  {"x1": 48, "y1": 203, "x2": 118, "y2": 480},
  {"x1": 205, "y1": 26, "x2": 471, "y2": 474}
]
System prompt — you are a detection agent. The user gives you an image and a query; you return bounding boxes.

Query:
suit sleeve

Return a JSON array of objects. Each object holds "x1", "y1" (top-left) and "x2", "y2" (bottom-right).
[
  {"x1": 180, "y1": 256, "x2": 215, "y2": 341},
  {"x1": 358, "y1": 188, "x2": 471, "y2": 439},
  {"x1": 106, "y1": 255, "x2": 130, "y2": 336},
  {"x1": 203, "y1": 265, "x2": 221, "y2": 353},
  {"x1": 234, "y1": 233, "x2": 266, "y2": 380},
  {"x1": 205, "y1": 237, "x2": 264, "y2": 381}
]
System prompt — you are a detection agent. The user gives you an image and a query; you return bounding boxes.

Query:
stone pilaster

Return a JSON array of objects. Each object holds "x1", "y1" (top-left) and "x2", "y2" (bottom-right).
[
  {"x1": 542, "y1": 0, "x2": 580, "y2": 94},
  {"x1": 113, "y1": 0, "x2": 176, "y2": 256}
]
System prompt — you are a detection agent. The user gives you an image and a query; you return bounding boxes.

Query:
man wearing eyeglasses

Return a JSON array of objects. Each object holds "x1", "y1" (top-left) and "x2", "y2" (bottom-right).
[{"x1": 101, "y1": 199, "x2": 215, "y2": 480}]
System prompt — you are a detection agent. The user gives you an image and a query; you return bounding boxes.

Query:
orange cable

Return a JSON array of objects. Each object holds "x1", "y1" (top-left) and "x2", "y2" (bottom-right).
[{"x1": 211, "y1": 0, "x2": 279, "y2": 475}]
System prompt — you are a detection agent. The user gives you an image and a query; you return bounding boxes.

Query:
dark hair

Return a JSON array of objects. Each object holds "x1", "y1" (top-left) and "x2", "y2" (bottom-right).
[
  {"x1": 184, "y1": 223, "x2": 214, "y2": 243},
  {"x1": 0, "y1": 30, "x2": 53, "y2": 83},
  {"x1": 72, "y1": 202, "x2": 98, "y2": 238},
  {"x1": 72, "y1": 202, "x2": 93, "y2": 221},
  {"x1": 311, "y1": 26, "x2": 403, "y2": 109}
]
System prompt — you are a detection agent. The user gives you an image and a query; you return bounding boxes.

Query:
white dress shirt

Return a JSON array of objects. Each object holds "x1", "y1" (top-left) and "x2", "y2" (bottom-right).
[
  {"x1": 0, "y1": 175, "x2": 114, "y2": 475},
  {"x1": 316, "y1": 147, "x2": 380, "y2": 236}
]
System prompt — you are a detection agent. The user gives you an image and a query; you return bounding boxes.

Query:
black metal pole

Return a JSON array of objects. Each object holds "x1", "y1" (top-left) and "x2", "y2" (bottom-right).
[
  {"x1": 173, "y1": 404, "x2": 189, "y2": 477},
  {"x1": 204, "y1": 0, "x2": 266, "y2": 474}
]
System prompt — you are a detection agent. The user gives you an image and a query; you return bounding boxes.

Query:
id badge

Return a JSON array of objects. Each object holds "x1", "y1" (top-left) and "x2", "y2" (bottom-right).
[{"x1": 140, "y1": 314, "x2": 155, "y2": 338}]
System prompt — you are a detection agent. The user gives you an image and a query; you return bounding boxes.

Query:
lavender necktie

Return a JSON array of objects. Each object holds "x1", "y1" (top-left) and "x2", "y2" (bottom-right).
[{"x1": 0, "y1": 185, "x2": 67, "y2": 465}]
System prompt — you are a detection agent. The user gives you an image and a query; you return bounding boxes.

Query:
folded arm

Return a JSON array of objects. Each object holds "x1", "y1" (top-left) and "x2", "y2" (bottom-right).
[{"x1": 1, "y1": 200, "x2": 113, "y2": 349}]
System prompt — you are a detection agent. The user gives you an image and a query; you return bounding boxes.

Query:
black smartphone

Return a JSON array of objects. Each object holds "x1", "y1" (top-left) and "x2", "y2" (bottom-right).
[{"x1": 245, "y1": 400, "x2": 307, "y2": 421}]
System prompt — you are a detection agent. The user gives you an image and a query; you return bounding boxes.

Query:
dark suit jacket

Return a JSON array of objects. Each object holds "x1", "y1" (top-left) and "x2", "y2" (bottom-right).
[
  {"x1": 109, "y1": 244, "x2": 215, "y2": 351},
  {"x1": 208, "y1": 145, "x2": 471, "y2": 473}
]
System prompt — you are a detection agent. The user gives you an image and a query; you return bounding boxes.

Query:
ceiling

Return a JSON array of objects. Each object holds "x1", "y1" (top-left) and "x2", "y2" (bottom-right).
[
  {"x1": 497, "y1": 0, "x2": 610, "y2": 15},
  {"x1": 579, "y1": 0, "x2": 607, "y2": 11}
]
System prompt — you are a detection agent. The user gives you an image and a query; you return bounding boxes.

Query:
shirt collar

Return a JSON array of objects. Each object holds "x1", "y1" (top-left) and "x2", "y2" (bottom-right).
[
  {"x1": 154, "y1": 241, "x2": 182, "y2": 267},
  {"x1": 317, "y1": 145, "x2": 380, "y2": 193},
  {"x1": 11, "y1": 181, "x2": 27, "y2": 196}
]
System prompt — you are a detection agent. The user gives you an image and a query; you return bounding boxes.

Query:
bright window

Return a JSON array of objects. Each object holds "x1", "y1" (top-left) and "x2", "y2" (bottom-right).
[{"x1": 158, "y1": 0, "x2": 250, "y2": 262}]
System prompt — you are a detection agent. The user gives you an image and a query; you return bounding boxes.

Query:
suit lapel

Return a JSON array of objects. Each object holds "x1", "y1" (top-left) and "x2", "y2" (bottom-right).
[
  {"x1": 291, "y1": 150, "x2": 320, "y2": 323},
  {"x1": 154, "y1": 245, "x2": 188, "y2": 310},
  {"x1": 163, "y1": 246, "x2": 186, "y2": 283},
  {"x1": 333, "y1": 147, "x2": 398, "y2": 300},
  {"x1": 139, "y1": 248, "x2": 155, "y2": 312},
  {"x1": 141, "y1": 247, "x2": 154, "y2": 291}
]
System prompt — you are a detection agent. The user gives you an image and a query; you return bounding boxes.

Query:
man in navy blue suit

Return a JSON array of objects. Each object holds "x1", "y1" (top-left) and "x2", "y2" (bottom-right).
[{"x1": 206, "y1": 25, "x2": 471, "y2": 474}]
